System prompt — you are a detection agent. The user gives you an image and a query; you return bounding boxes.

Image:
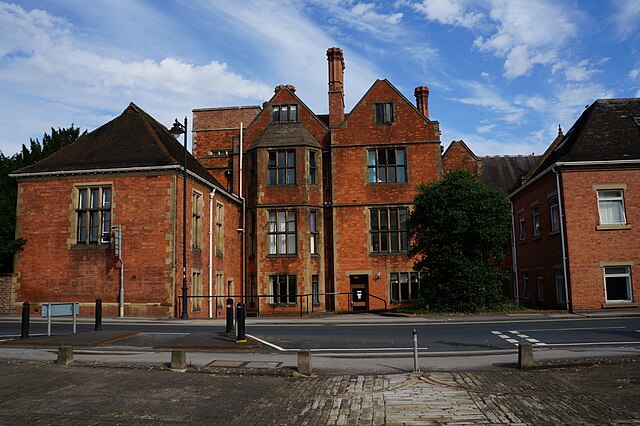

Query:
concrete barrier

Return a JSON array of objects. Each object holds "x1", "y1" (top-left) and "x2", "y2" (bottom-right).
[
  {"x1": 171, "y1": 350, "x2": 187, "y2": 370},
  {"x1": 518, "y1": 342, "x2": 534, "y2": 369},
  {"x1": 56, "y1": 346, "x2": 73, "y2": 365},
  {"x1": 297, "y1": 350, "x2": 312, "y2": 375}
]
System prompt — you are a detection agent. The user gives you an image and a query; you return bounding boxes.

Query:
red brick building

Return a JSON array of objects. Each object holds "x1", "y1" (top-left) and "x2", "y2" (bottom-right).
[
  {"x1": 10, "y1": 103, "x2": 242, "y2": 318},
  {"x1": 193, "y1": 47, "x2": 442, "y2": 314},
  {"x1": 510, "y1": 99, "x2": 640, "y2": 311}
]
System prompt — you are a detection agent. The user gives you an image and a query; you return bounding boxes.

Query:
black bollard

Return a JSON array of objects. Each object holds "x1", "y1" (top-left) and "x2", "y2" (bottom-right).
[
  {"x1": 236, "y1": 302, "x2": 246, "y2": 343},
  {"x1": 20, "y1": 302, "x2": 30, "y2": 339},
  {"x1": 225, "y1": 298, "x2": 234, "y2": 334},
  {"x1": 94, "y1": 298, "x2": 103, "y2": 331}
]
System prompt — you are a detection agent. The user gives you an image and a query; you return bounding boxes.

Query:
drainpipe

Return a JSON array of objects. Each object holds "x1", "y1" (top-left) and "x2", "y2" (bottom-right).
[
  {"x1": 208, "y1": 188, "x2": 216, "y2": 318},
  {"x1": 510, "y1": 200, "x2": 519, "y2": 304},
  {"x1": 553, "y1": 167, "x2": 570, "y2": 311}
]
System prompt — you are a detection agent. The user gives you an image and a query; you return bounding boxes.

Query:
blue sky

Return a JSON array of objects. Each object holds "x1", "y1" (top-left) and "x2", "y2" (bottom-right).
[{"x1": 1, "y1": 0, "x2": 639, "y2": 157}]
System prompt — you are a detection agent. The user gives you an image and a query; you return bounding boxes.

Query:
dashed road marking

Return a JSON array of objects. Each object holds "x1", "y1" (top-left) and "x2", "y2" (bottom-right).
[{"x1": 492, "y1": 330, "x2": 547, "y2": 346}]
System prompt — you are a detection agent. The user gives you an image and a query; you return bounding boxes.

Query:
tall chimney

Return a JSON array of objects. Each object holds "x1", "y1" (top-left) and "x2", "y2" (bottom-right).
[
  {"x1": 327, "y1": 47, "x2": 345, "y2": 127},
  {"x1": 414, "y1": 86, "x2": 430, "y2": 120}
]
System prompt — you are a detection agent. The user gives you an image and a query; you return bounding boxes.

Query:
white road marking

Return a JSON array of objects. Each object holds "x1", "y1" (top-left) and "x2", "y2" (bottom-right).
[
  {"x1": 491, "y1": 331, "x2": 501, "y2": 334},
  {"x1": 492, "y1": 330, "x2": 548, "y2": 347},
  {"x1": 550, "y1": 341, "x2": 640, "y2": 347},
  {"x1": 526, "y1": 338, "x2": 540, "y2": 343},
  {"x1": 138, "y1": 332, "x2": 188, "y2": 335},
  {"x1": 519, "y1": 326, "x2": 626, "y2": 332},
  {"x1": 245, "y1": 334, "x2": 429, "y2": 352},
  {"x1": 506, "y1": 339, "x2": 519, "y2": 344}
]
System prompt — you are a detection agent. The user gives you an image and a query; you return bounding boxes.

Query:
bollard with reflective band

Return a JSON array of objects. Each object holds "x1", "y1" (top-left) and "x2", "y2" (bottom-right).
[
  {"x1": 225, "y1": 298, "x2": 234, "y2": 334},
  {"x1": 236, "y1": 302, "x2": 246, "y2": 343},
  {"x1": 94, "y1": 298, "x2": 103, "y2": 331},
  {"x1": 21, "y1": 302, "x2": 30, "y2": 339}
]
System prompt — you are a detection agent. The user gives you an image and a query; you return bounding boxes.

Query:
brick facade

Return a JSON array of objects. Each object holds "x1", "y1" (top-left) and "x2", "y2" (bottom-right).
[{"x1": 193, "y1": 48, "x2": 442, "y2": 314}]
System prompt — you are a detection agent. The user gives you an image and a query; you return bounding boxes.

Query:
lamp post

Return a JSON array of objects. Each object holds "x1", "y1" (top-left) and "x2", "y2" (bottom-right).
[{"x1": 169, "y1": 117, "x2": 189, "y2": 319}]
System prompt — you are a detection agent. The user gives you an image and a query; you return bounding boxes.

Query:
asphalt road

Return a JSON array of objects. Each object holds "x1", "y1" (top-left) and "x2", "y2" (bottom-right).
[{"x1": 1, "y1": 316, "x2": 639, "y2": 354}]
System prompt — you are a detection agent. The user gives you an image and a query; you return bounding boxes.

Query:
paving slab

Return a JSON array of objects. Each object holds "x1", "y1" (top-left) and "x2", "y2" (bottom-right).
[
  {"x1": 0, "y1": 330, "x2": 138, "y2": 347},
  {"x1": 153, "y1": 331, "x2": 261, "y2": 350}
]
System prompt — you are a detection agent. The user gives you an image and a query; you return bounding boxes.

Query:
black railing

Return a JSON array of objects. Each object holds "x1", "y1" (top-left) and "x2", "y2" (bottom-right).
[{"x1": 177, "y1": 292, "x2": 388, "y2": 318}]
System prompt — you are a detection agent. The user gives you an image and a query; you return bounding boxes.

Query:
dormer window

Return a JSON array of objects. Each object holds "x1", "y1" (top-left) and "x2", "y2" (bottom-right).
[
  {"x1": 273, "y1": 104, "x2": 298, "y2": 123},
  {"x1": 375, "y1": 102, "x2": 394, "y2": 124}
]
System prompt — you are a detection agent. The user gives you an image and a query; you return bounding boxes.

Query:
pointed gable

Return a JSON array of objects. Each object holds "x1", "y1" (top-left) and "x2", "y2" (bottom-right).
[
  {"x1": 529, "y1": 98, "x2": 640, "y2": 178},
  {"x1": 13, "y1": 103, "x2": 222, "y2": 188}
]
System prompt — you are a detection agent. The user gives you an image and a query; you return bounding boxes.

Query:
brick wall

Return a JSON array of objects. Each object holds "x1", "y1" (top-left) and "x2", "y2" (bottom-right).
[
  {"x1": 442, "y1": 141, "x2": 478, "y2": 173},
  {"x1": 0, "y1": 274, "x2": 13, "y2": 315},
  {"x1": 562, "y1": 167, "x2": 640, "y2": 311},
  {"x1": 13, "y1": 171, "x2": 242, "y2": 318}
]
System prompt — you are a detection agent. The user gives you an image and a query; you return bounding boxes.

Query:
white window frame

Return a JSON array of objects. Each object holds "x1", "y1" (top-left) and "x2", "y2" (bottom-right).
[
  {"x1": 536, "y1": 270, "x2": 544, "y2": 302},
  {"x1": 518, "y1": 211, "x2": 526, "y2": 242},
  {"x1": 549, "y1": 195, "x2": 560, "y2": 233},
  {"x1": 597, "y1": 189, "x2": 626, "y2": 225},
  {"x1": 268, "y1": 210, "x2": 297, "y2": 255},
  {"x1": 603, "y1": 265, "x2": 633, "y2": 302},
  {"x1": 531, "y1": 205, "x2": 541, "y2": 237},
  {"x1": 555, "y1": 270, "x2": 566, "y2": 304},
  {"x1": 522, "y1": 271, "x2": 530, "y2": 300}
]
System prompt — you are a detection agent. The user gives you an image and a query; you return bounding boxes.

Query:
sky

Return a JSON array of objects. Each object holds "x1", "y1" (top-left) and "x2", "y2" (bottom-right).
[{"x1": 1, "y1": 0, "x2": 639, "y2": 157}]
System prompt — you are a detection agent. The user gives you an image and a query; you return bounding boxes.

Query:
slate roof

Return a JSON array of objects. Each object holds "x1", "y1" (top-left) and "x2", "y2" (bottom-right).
[
  {"x1": 252, "y1": 123, "x2": 321, "y2": 149},
  {"x1": 13, "y1": 103, "x2": 222, "y2": 188},
  {"x1": 531, "y1": 98, "x2": 640, "y2": 176},
  {"x1": 478, "y1": 155, "x2": 540, "y2": 193}
]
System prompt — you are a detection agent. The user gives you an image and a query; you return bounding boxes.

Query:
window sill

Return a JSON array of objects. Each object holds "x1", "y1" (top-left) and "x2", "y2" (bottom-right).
[
  {"x1": 266, "y1": 254, "x2": 298, "y2": 258},
  {"x1": 367, "y1": 181, "x2": 408, "y2": 186},
  {"x1": 518, "y1": 240, "x2": 526, "y2": 244},
  {"x1": 596, "y1": 224, "x2": 632, "y2": 231},
  {"x1": 71, "y1": 243, "x2": 109, "y2": 250},
  {"x1": 602, "y1": 301, "x2": 637, "y2": 308},
  {"x1": 369, "y1": 251, "x2": 409, "y2": 256},
  {"x1": 267, "y1": 303, "x2": 298, "y2": 307},
  {"x1": 548, "y1": 229, "x2": 560, "y2": 236},
  {"x1": 532, "y1": 234, "x2": 542, "y2": 241},
  {"x1": 192, "y1": 247, "x2": 202, "y2": 253}
]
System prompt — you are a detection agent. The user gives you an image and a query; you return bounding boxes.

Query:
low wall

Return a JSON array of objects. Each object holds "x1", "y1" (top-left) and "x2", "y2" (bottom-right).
[{"x1": 0, "y1": 274, "x2": 13, "y2": 315}]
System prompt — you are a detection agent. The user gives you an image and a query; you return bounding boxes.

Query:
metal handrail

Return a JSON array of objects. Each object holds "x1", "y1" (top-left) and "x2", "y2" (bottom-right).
[{"x1": 178, "y1": 291, "x2": 388, "y2": 318}]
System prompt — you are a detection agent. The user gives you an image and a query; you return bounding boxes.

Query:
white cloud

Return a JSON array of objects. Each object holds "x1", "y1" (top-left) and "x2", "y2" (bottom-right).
[
  {"x1": 351, "y1": 3, "x2": 403, "y2": 25},
  {"x1": 476, "y1": 123, "x2": 495, "y2": 133},
  {"x1": 629, "y1": 68, "x2": 640, "y2": 80},
  {"x1": 480, "y1": 71, "x2": 490, "y2": 79},
  {"x1": 610, "y1": 0, "x2": 640, "y2": 40},
  {"x1": 452, "y1": 80, "x2": 526, "y2": 123},
  {"x1": 473, "y1": 0, "x2": 578, "y2": 78},
  {"x1": 413, "y1": 0, "x2": 483, "y2": 28},
  {"x1": 551, "y1": 83, "x2": 615, "y2": 131},
  {"x1": 0, "y1": 2, "x2": 274, "y2": 154}
]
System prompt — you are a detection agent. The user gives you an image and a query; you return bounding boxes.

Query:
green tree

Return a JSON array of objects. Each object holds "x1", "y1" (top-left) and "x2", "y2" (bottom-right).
[
  {"x1": 408, "y1": 169, "x2": 511, "y2": 312},
  {"x1": 0, "y1": 126, "x2": 86, "y2": 272}
]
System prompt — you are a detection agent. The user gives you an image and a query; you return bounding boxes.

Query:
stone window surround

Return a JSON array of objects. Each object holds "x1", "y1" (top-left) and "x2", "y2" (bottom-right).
[{"x1": 593, "y1": 183, "x2": 631, "y2": 230}]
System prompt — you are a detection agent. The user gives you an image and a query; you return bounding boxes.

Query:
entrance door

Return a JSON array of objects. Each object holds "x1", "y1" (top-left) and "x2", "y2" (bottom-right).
[{"x1": 349, "y1": 274, "x2": 369, "y2": 311}]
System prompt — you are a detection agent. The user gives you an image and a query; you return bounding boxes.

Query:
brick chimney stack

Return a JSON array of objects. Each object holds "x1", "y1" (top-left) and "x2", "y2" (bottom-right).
[
  {"x1": 327, "y1": 47, "x2": 345, "y2": 127},
  {"x1": 414, "y1": 86, "x2": 430, "y2": 120}
]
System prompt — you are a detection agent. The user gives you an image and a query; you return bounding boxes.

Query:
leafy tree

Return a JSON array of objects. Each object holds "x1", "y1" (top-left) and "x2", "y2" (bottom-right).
[
  {"x1": 408, "y1": 169, "x2": 511, "y2": 312},
  {"x1": 0, "y1": 126, "x2": 86, "y2": 272}
]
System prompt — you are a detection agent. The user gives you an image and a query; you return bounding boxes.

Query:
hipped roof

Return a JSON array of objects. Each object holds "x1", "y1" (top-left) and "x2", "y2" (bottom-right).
[{"x1": 14, "y1": 103, "x2": 222, "y2": 189}]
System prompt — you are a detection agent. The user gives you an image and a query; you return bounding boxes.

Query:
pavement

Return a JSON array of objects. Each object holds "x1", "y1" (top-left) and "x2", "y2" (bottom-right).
[{"x1": 0, "y1": 310, "x2": 639, "y2": 424}]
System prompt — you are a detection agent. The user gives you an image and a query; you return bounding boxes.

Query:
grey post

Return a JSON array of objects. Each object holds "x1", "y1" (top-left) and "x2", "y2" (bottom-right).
[
  {"x1": 412, "y1": 329, "x2": 420, "y2": 372},
  {"x1": 297, "y1": 350, "x2": 312, "y2": 375},
  {"x1": 56, "y1": 346, "x2": 73, "y2": 365},
  {"x1": 171, "y1": 350, "x2": 187, "y2": 370},
  {"x1": 518, "y1": 342, "x2": 534, "y2": 369}
]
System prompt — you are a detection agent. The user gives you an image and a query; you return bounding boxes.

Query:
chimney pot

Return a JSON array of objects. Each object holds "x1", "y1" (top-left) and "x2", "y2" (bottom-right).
[
  {"x1": 414, "y1": 86, "x2": 430, "y2": 120},
  {"x1": 327, "y1": 47, "x2": 345, "y2": 127}
]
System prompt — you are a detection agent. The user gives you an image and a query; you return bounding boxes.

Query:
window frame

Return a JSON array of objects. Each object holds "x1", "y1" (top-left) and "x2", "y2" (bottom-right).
[
  {"x1": 272, "y1": 104, "x2": 298, "y2": 123},
  {"x1": 603, "y1": 265, "x2": 633, "y2": 302},
  {"x1": 268, "y1": 150, "x2": 296, "y2": 185},
  {"x1": 555, "y1": 269, "x2": 566, "y2": 304},
  {"x1": 312, "y1": 275, "x2": 320, "y2": 305},
  {"x1": 390, "y1": 271, "x2": 426, "y2": 303},
  {"x1": 270, "y1": 274, "x2": 297, "y2": 305},
  {"x1": 548, "y1": 195, "x2": 560, "y2": 233},
  {"x1": 368, "y1": 147, "x2": 407, "y2": 184},
  {"x1": 536, "y1": 270, "x2": 544, "y2": 303},
  {"x1": 309, "y1": 150, "x2": 317, "y2": 185},
  {"x1": 596, "y1": 188, "x2": 627, "y2": 226},
  {"x1": 518, "y1": 211, "x2": 526, "y2": 242},
  {"x1": 191, "y1": 190, "x2": 203, "y2": 250},
  {"x1": 268, "y1": 210, "x2": 297, "y2": 256},
  {"x1": 215, "y1": 202, "x2": 224, "y2": 256},
  {"x1": 191, "y1": 270, "x2": 202, "y2": 312},
  {"x1": 369, "y1": 207, "x2": 408, "y2": 254},
  {"x1": 310, "y1": 211, "x2": 318, "y2": 255},
  {"x1": 531, "y1": 204, "x2": 541, "y2": 237},
  {"x1": 374, "y1": 102, "x2": 394, "y2": 124},
  {"x1": 522, "y1": 271, "x2": 530, "y2": 300},
  {"x1": 75, "y1": 185, "x2": 112, "y2": 246}
]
